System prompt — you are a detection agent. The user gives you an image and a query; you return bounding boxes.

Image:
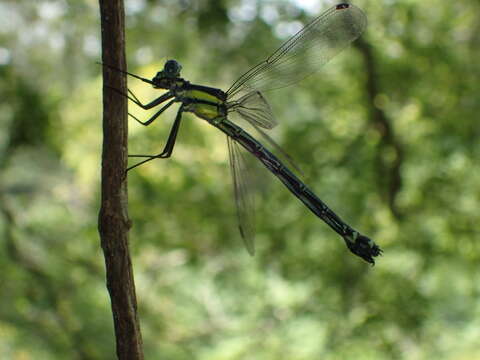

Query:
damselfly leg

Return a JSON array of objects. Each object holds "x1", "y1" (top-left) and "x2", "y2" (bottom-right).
[
  {"x1": 106, "y1": 79, "x2": 183, "y2": 170},
  {"x1": 128, "y1": 99, "x2": 176, "y2": 126},
  {"x1": 126, "y1": 105, "x2": 185, "y2": 172}
]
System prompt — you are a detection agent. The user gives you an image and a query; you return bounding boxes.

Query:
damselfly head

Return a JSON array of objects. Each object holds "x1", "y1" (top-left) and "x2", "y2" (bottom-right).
[
  {"x1": 164, "y1": 59, "x2": 182, "y2": 77},
  {"x1": 151, "y1": 59, "x2": 182, "y2": 89},
  {"x1": 335, "y1": 3, "x2": 350, "y2": 10}
]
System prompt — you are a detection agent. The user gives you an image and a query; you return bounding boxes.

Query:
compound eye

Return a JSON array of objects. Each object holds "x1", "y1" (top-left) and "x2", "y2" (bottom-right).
[{"x1": 164, "y1": 59, "x2": 182, "y2": 77}]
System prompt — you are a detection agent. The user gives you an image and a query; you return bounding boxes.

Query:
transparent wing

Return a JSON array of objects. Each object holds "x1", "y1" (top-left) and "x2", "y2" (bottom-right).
[
  {"x1": 227, "y1": 135, "x2": 256, "y2": 256},
  {"x1": 228, "y1": 90, "x2": 303, "y2": 174},
  {"x1": 226, "y1": 3, "x2": 366, "y2": 98},
  {"x1": 227, "y1": 90, "x2": 277, "y2": 129}
]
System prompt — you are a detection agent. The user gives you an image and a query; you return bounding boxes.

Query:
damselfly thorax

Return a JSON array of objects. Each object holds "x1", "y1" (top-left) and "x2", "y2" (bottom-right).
[{"x1": 177, "y1": 84, "x2": 228, "y2": 124}]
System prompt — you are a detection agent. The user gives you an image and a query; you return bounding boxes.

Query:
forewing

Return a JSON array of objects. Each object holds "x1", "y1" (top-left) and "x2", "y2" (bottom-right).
[
  {"x1": 227, "y1": 4, "x2": 366, "y2": 97},
  {"x1": 228, "y1": 90, "x2": 277, "y2": 129},
  {"x1": 227, "y1": 136, "x2": 256, "y2": 256},
  {"x1": 228, "y1": 90, "x2": 303, "y2": 175}
]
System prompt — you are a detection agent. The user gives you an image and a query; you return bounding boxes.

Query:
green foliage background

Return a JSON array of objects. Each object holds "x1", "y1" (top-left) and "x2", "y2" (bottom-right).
[{"x1": 1, "y1": 0, "x2": 479, "y2": 359}]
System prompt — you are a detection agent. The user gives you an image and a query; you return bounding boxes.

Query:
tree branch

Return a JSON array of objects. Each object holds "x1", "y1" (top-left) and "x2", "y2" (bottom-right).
[{"x1": 98, "y1": 1, "x2": 144, "y2": 358}]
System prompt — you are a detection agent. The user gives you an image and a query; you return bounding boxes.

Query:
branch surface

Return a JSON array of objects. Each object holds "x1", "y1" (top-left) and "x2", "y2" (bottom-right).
[{"x1": 98, "y1": 1, "x2": 144, "y2": 358}]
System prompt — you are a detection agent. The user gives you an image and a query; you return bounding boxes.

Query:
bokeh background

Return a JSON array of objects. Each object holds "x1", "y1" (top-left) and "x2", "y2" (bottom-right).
[{"x1": 1, "y1": 0, "x2": 479, "y2": 359}]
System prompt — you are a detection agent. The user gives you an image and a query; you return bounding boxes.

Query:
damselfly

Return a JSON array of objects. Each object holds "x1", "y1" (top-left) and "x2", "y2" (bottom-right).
[{"x1": 105, "y1": 3, "x2": 382, "y2": 264}]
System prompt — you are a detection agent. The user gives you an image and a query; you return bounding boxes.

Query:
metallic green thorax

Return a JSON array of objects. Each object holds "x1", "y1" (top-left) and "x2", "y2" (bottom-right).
[{"x1": 179, "y1": 83, "x2": 228, "y2": 123}]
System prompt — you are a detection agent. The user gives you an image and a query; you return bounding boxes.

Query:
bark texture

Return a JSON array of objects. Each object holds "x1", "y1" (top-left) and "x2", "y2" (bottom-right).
[{"x1": 98, "y1": 1, "x2": 144, "y2": 358}]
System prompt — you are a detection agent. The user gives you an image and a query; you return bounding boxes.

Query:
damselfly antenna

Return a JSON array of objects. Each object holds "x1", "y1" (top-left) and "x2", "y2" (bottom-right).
[{"x1": 97, "y1": 62, "x2": 155, "y2": 86}]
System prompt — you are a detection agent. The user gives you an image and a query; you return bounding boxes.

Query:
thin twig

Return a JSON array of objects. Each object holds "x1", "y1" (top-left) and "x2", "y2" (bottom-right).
[{"x1": 98, "y1": 0, "x2": 144, "y2": 358}]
